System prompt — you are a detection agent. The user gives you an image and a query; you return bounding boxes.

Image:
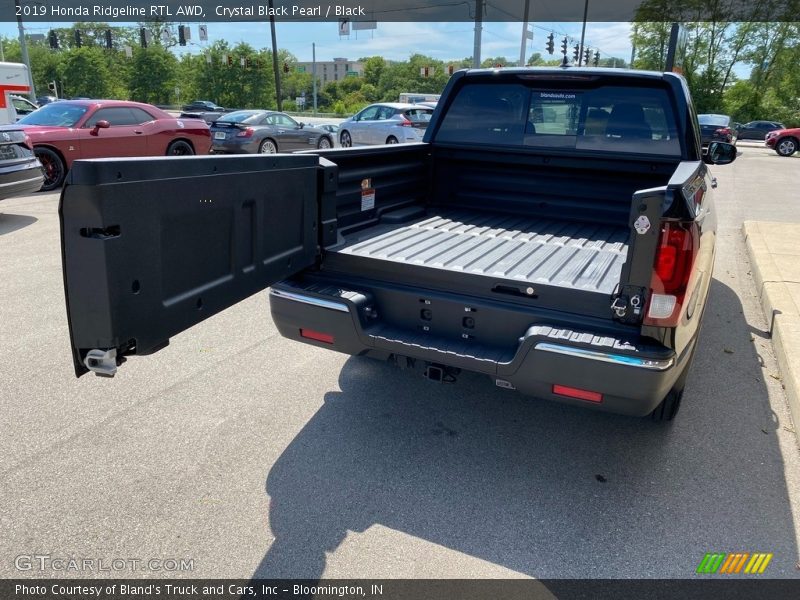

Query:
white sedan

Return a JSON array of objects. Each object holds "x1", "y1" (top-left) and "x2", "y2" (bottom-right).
[{"x1": 338, "y1": 103, "x2": 433, "y2": 147}]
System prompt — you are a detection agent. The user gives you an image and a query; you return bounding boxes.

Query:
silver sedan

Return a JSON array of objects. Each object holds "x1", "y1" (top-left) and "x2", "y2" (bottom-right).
[
  {"x1": 338, "y1": 103, "x2": 433, "y2": 147},
  {"x1": 209, "y1": 110, "x2": 334, "y2": 154}
]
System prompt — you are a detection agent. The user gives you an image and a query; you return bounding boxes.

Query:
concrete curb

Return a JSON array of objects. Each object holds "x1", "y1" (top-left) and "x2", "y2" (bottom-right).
[{"x1": 743, "y1": 221, "x2": 800, "y2": 446}]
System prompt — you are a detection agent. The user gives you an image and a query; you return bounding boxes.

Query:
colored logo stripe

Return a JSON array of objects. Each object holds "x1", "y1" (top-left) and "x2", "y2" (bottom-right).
[{"x1": 697, "y1": 552, "x2": 773, "y2": 574}]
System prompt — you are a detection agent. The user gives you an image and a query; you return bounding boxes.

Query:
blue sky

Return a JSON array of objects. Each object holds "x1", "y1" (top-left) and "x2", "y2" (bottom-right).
[{"x1": 0, "y1": 20, "x2": 636, "y2": 64}]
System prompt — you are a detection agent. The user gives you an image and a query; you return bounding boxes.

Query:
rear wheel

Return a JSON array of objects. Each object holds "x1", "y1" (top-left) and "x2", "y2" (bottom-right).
[
  {"x1": 650, "y1": 344, "x2": 696, "y2": 422},
  {"x1": 166, "y1": 140, "x2": 194, "y2": 156},
  {"x1": 317, "y1": 136, "x2": 332, "y2": 149},
  {"x1": 340, "y1": 131, "x2": 352, "y2": 147},
  {"x1": 34, "y1": 147, "x2": 66, "y2": 191},
  {"x1": 776, "y1": 137, "x2": 797, "y2": 157},
  {"x1": 259, "y1": 139, "x2": 278, "y2": 154},
  {"x1": 386, "y1": 136, "x2": 399, "y2": 144}
]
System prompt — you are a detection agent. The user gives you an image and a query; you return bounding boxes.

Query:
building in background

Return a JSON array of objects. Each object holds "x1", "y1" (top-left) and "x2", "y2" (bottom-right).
[{"x1": 294, "y1": 57, "x2": 364, "y2": 86}]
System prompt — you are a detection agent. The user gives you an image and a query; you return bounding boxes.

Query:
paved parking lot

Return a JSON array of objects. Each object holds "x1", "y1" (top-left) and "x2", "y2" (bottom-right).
[{"x1": 1, "y1": 142, "x2": 799, "y2": 579}]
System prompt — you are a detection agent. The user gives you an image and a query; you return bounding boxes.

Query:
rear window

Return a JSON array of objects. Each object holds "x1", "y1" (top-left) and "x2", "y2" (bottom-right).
[
  {"x1": 697, "y1": 114, "x2": 729, "y2": 126},
  {"x1": 435, "y1": 82, "x2": 681, "y2": 156}
]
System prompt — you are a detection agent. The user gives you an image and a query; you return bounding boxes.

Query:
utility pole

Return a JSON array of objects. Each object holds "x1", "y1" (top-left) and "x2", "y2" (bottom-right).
[
  {"x1": 14, "y1": 0, "x2": 36, "y2": 100},
  {"x1": 312, "y1": 42, "x2": 317, "y2": 116},
  {"x1": 268, "y1": 0, "x2": 282, "y2": 111},
  {"x1": 578, "y1": 0, "x2": 589, "y2": 66},
  {"x1": 518, "y1": 0, "x2": 530, "y2": 67},
  {"x1": 472, "y1": 0, "x2": 483, "y2": 68}
]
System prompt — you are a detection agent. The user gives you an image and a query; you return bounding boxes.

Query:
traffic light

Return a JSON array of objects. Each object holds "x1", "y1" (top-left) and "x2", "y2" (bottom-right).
[
  {"x1": 573, "y1": 44, "x2": 580, "y2": 62},
  {"x1": 560, "y1": 37, "x2": 568, "y2": 56},
  {"x1": 546, "y1": 33, "x2": 554, "y2": 55},
  {"x1": 105, "y1": 29, "x2": 112, "y2": 49},
  {"x1": 140, "y1": 27, "x2": 147, "y2": 48},
  {"x1": 283, "y1": 62, "x2": 289, "y2": 73},
  {"x1": 74, "y1": 30, "x2": 82, "y2": 48},
  {"x1": 447, "y1": 64, "x2": 454, "y2": 76},
  {"x1": 227, "y1": 55, "x2": 233, "y2": 67},
  {"x1": 593, "y1": 51, "x2": 600, "y2": 67},
  {"x1": 48, "y1": 30, "x2": 59, "y2": 49},
  {"x1": 178, "y1": 25, "x2": 186, "y2": 46},
  {"x1": 48, "y1": 81, "x2": 57, "y2": 93},
  {"x1": 584, "y1": 48, "x2": 591, "y2": 65}
]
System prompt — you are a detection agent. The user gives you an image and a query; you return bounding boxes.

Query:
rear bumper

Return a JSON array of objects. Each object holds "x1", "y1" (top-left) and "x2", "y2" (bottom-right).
[
  {"x1": 269, "y1": 279, "x2": 689, "y2": 417},
  {"x1": 0, "y1": 157, "x2": 43, "y2": 200}
]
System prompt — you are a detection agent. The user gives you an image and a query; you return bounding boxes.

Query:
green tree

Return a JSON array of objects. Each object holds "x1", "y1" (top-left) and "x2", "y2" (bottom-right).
[
  {"x1": 127, "y1": 46, "x2": 178, "y2": 104},
  {"x1": 62, "y1": 47, "x2": 113, "y2": 98}
]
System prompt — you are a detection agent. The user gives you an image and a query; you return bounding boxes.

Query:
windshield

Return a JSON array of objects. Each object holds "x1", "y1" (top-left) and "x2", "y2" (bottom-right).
[
  {"x1": 18, "y1": 102, "x2": 88, "y2": 127},
  {"x1": 215, "y1": 110, "x2": 263, "y2": 124},
  {"x1": 698, "y1": 114, "x2": 729, "y2": 126}
]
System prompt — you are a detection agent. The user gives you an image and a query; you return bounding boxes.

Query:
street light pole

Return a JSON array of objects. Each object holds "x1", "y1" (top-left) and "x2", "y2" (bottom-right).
[
  {"x1": 472, "y1": 0, "x2": 483, "y2": 68},
  {"x1": 14, "y1": 0, "x2": 37, "y2": 100},
  {"x1": 268, "y1": 0, "x2": 282, "y2": 111},
  {"x1": 578, "y1": 0, "x2": 589, "y2": 67},
  {"x1": 312, "y1": 42, "x2": 317, "y2": 116},
  {"x1": 518, "y1": 0, "x2": 530, "y2": 67}
]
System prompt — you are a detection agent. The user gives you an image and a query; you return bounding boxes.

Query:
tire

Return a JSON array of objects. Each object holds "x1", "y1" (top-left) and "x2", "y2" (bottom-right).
[
  {"x1": 775, "y1": 137, "x2": 797, "y2": 157},
  {"x1": 317, "y1": 136, "x2": 332, "y2": 149},
  {"x1": 259, "y1": 139, "x2": 278, "y2": 154},
  {"x1": 34, "y1": 147, "x2": 66, "y2": 191},
  {"x1": 386, "y1": 136, "x2": 399, "y2": 144},
  {"x1": 166, "y1": 140, "x2": 194, "y2": 156},
  {"x1": 340, "y1": 131, "x2": 352, "y2": 148},
  {"x1": 650, "y1": 344, "x2": 696, "y2": 422}
]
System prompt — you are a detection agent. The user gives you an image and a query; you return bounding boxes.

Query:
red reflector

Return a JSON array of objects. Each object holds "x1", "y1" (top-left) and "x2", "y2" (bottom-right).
[
  {"x1": 300, "y1": 329, "x2": 334, "y2": 344},
  {"x1": 553, "y1": 384, "x2": 603, "y2": 403}
]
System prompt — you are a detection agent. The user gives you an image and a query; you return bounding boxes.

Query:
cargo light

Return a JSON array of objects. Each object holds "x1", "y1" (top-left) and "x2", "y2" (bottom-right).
[
  {"x1": 553, "y1": 384, "x2": 603, "y2": 403},
  {"x1": 300, "y1": 328, "x2": 334, "y2": 344}
]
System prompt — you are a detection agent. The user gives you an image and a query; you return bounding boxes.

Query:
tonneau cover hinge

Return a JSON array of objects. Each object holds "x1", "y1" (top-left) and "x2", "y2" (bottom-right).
[{"x1": 84, "y1": 348, "x2": 117, "y2": 377}]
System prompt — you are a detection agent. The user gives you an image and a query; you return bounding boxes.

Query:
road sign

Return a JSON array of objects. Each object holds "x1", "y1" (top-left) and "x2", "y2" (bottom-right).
[
  {"x1": 338, "y1": 19, "x2": 350, "y2": 36},
  {"x1": 199, "y1": 25, "x2": 208, "y2": 41},
  {"x1": 296, "y1": 66, "x2": 306, "y2": 73},
  {"x1": 346, "y1": 70, "x2": 359, "y2": 77}
]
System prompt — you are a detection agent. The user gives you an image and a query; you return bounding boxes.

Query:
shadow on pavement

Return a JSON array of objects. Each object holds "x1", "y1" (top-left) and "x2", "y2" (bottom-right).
[
  {"x1": 250, "y1": 278, "x2": 797, "y2": 582},
  {"x1": 0, "y1": 213, "x2": 37, "y2": 236}
]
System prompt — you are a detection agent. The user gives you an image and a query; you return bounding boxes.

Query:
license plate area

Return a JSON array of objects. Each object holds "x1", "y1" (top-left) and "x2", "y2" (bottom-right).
[{"x1": 214, "y1": 131, "x2": 227, "y2": 140}]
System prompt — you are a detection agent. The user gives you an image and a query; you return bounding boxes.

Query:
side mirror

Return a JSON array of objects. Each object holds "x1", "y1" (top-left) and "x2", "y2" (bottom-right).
[
  {"x1": 298, "y1": 122, "x2": 305, "y2": 129},
  {"x1": 91, "y1": 120, "x2": 111, "y2": 135},
  {"x1": 703, "y1": 141, "x2": 737, "y2": 165}
]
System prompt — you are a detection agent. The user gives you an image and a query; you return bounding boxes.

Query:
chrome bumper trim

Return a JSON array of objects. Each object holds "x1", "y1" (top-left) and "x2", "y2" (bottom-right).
[
  {"x1": 534, "y1": 342, "x2": 674, "y2": 371},
  {"x1": 269, "y1": 289, "x2": 349, "y2": 313}
]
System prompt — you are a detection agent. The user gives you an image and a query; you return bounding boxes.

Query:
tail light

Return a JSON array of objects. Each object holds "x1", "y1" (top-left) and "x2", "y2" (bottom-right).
[
  {"x1": 236, "y1": 127, "x2": 254, "y2": 137},
  {"x1": 23, "y1": 134, "x2": 32, "y2": 150},
  {"x1": 644, "y1": 221, "x2": 699, "y2": 327},
  {"x1": 399, "y1": 116, "x2": 413, "y2": 127},
  {"x1": 715, "y1": 127, "x2": 731, "y2": 136}
]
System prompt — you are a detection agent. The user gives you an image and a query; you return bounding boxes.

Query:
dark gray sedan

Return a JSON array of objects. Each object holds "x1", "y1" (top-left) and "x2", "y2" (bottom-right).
[{"x1": 209, "y1": 110, "x2": 333, "y2": 154}]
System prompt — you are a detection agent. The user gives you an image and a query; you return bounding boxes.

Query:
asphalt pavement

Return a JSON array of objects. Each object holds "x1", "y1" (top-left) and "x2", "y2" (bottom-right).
[{"x1": 1, "y1": 141, "x2": 799, "y2": 580}]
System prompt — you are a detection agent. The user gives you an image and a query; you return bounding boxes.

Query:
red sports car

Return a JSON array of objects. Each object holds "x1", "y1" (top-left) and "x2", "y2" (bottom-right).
[
  {"x1": 4, "y1": 100, "x2": 211, "y2": 190},
  {"x1": 765, "y1": 127, "x2": 799, "y2": 157}
]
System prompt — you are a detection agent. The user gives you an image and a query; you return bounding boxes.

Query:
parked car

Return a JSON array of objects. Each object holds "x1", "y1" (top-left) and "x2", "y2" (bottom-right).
[
  {"x1": 697, "y1": 114, "x2": 736, "y2": 145},
  {"x1": 0, "y1": 128, "x2": 43, "y2": 200},
  {"x1": 183, "y1": 100, "x2": 225, "y2": 112},
  {"x1": 209, "y1": 110, "x2": 334, "y2": 154},
  {"x1": 59, "y1": 68, "x2": 738, "y2": 424},
  {"x1": 737, "y1": 120, "x2": 785, "y2": 141},
  {"x1": 316, "y1": 123, "x2": 340, "y2": 135},
  {"x1": 338, "y1": 103, "x2": 433, "y2": 147},
  {"x1": 10, "y1": 95, "x2": 38, "y2": 119},
  {"x1": 36, "y1": 95, "x2": 59, "y2": 106},
  {"x1": 765, "y1": 127, "x2": 800, "y2": 156},
  {"x1": 10, "y1": 99, "x2": 211, "y2": 191}
]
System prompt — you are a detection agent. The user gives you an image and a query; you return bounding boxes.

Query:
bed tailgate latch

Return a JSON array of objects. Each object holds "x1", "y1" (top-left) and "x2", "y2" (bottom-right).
[{"x1": 610, "y1": 286, "x2": 647, "y2": 324}]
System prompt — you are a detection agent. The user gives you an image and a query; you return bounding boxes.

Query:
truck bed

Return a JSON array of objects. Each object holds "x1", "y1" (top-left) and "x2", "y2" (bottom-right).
[{"x1": 330, "y1": 210, "x2": 629, "y2": 295}]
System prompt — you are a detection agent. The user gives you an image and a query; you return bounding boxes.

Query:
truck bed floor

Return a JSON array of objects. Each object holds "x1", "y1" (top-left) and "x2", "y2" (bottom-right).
[{"x1": 333, "y1": 210, "x2": 630, "y2": 294}]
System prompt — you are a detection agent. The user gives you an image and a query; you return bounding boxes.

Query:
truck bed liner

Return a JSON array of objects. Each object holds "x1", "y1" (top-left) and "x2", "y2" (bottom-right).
[{"x1": 333, "y1": 210, "x2": 630, "y2": 295}]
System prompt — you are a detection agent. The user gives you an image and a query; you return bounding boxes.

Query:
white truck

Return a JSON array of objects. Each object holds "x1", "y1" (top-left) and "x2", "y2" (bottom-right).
[{"x1": 0, "y1": 62, "x2": 33, "y2": 125}]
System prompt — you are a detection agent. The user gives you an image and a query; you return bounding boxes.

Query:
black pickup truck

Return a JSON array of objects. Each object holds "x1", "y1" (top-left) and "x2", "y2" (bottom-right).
[{"x1": 60, "y1": 68, "x2": 737, "y2": 421}]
